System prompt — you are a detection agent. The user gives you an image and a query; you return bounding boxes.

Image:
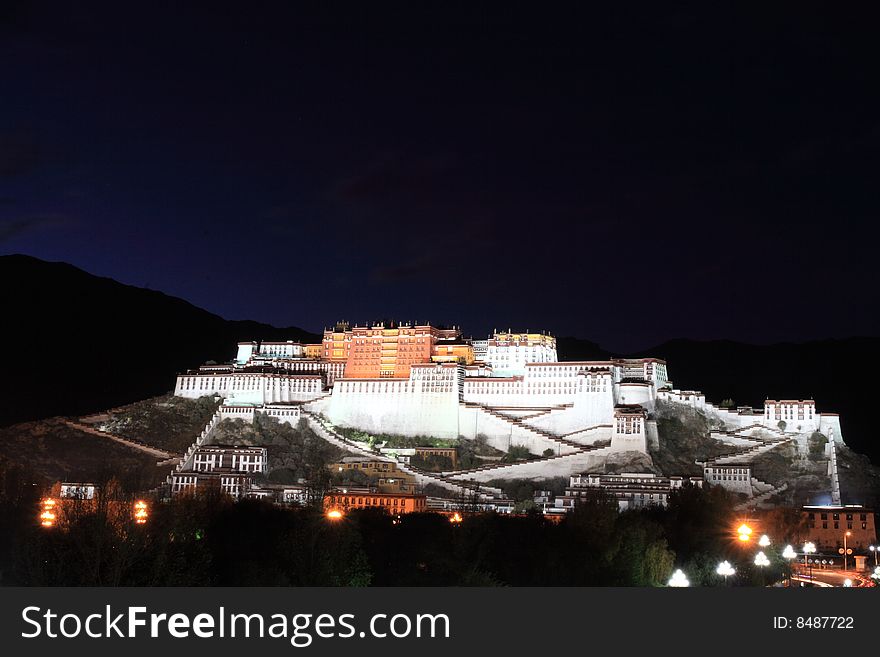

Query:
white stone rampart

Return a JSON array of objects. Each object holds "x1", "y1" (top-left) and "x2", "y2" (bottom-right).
[
  {"x1": 826, "y1": 436, "x2": 842, "y2": 505},
  {"x1": 614, "y1": 381, "x2": 655, "y2": 410},
  {"x1": 819, "y1": 414, "x2": 844, "y2": 444}
]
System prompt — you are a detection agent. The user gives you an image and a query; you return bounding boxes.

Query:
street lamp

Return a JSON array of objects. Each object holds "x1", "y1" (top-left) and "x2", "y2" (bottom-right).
[
  {"x1": 803, "y1": 541, "x2": 817, "y2": 582},
  {"x1": 758, "y1": 534, "x2": 771, "y2": 547},
  {"x1": 841, "y1": 531, "x2": 852, "y2": 572},
  {"x1": 782, "y1": 545, "x2": 797, "y2": 586},
  {"x1": 39, "y1": 498, "x2": 57, "y2": 528},
  {"x1": 133, "y1": 500, "x2": 149, "y2": 525},
  {"x1": 871, "y1": 545, "x2": 879, "y2": 567},
  {"x1": 737, "y1": 523, "x2": 753, "y2": 543},
  {"x1": 716, "y1": 560, "x2": 735, "y2": 585},
  {"x1": 843, "y1": 578, "x2": 853, "y2": 588},
  {"x1": 668, "y1": 569, "x2": 690, "y2": 587},
  {"x1": 871, "y1": 566, "x2": 880, "y2": 582},
  {"x1": 754, "y1": 551, "x2": 770, "y2": 587}
]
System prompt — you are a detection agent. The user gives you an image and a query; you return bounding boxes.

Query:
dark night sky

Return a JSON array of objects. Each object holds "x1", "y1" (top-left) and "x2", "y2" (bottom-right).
[{"x1": 1, "y1": 3, "x2": 878, "y2": 352}]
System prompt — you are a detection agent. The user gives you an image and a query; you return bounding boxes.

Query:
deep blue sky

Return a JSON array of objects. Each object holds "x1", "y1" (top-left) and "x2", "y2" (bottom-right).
[{"x1": 1, "y1": 3, "x2": 878, "y2": 351}]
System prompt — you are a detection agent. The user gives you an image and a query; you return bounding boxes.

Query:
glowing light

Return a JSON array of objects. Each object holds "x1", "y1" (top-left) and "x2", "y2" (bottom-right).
[
  {"x1": 39, "y1": 498, "x2": 57, "y2": 528},
  {"x1": 803, "y1": 542, "x2": 816, "y2": 555},
  {"x1": 716, "y1": 561, "x2": 736, "y2": 578},
  {"x1": 326, "y1": 509, "x2": 344, "y2": 521},
  {"x1": 843, "y1": 578, "x2": 852, "y2": 587},
  {"x1": 133, "y1": 500, "x2": 149, "y2": 525},
  {"x1": 754, "y1": 551, "x2": 770, "y2": 567},
  {"x1": 871, "y1": 567, "x2": 880, "y2": 581},
  {"x1": 737, "y1": 523, "x2": 753, "y2": 542},
  {"x1": 758, "y1": 534, "x2": 771, "y2": 547},
  {"x1": 449, "y1": 512, "x2": 463, "y2": 524},
  {"x1": 782, "y1": 545, "x2": 797, "y2": 560},
  {"x1": 668, "y1": 569, "x2": 690, "y2": 587}
]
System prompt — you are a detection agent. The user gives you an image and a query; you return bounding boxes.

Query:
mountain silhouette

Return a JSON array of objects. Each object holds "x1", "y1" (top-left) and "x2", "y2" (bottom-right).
[{"x1": 0, "y1": 254, "x2": 319, "y2": 426}]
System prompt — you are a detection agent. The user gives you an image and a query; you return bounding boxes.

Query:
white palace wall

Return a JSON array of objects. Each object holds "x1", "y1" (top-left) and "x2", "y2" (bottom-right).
[
  {"x1": 327, "y1": 365, "x2": 463, "y2": 440},
  {"x1": 175, "y1": 372, "x2": 324, "y2": 405}
]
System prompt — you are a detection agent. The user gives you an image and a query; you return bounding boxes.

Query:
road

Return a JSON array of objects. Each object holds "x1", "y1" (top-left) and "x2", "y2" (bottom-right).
[{"x1": 792, "y1": 566, "x2": 875, "y2": 588}]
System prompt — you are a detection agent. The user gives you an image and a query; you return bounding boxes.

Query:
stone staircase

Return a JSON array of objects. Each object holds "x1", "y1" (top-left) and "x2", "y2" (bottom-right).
[
  {"x1": 64, "y1": 419, "x2": 178, "y2": 461},
  {"x1": 711, "y1": 438, "x2": 793, "y2": 465},
  {"x1": 163, "y1": 410, "x2": 225, "y2": 486},
  {"x1": 441, "y1": 439, "x2": 612, "y2": 479},
  {"x1": 736, "y1": 481, "x2": 789, "y2": 510},
  {"x1": 302, "y1": 411, "x2": 502, "y2": 499},
  {"x1": 466, "y1": 403, "x2": 585, "y2": 455}
]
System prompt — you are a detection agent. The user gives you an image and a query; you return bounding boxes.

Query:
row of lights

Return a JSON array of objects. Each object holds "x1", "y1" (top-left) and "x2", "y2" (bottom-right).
[
  {"x1": 669, "y1": 529, "x2": 857, "y2": 587},
  {"x1": 324, "y1": 509, "x2": 465, "y2": 523},
  {"x1": 39, "y1": 498, "x2": 150, "y2": 528}
]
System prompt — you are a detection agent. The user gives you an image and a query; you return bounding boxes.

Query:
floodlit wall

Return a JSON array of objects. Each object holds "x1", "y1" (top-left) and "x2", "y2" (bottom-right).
[
  {"x1": 818, "y1": 414, "x2": 844, "y2": 444},
  {"x1": 327, "y1": 364, "x2": 463, "y2": 440},
  {"x1": 175, "y1": 372, "x2": 324, "y2": 404}
]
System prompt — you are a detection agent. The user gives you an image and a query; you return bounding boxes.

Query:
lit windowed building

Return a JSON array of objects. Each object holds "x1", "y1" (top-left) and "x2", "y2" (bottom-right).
[
  {"x1": 703, "y1": 464, "x2": 753, "y2": 496},
  {"x1": 324, "y1": 489, "x2": 427, "y2": 514},
  {"x1": 483, "y1": 331, "x2": 557, "y2": 376},
  {"x1": 554, "y1": 472, "x2": 703, "y2": 512},
  {"x1": 803, "y1": 505, "x2": 876, "y2": 550},
  {"x1": 191, "y1": 445, "x2": 268, "y2": 474},
  {"x1": 170, "y1": 472, "x2": 252, "y2": 499}
]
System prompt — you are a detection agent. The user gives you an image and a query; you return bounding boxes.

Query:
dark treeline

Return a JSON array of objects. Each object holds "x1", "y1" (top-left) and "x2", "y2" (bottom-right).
[{"x1": 0, "y1": 462, "x2": 805, "y2": 586}]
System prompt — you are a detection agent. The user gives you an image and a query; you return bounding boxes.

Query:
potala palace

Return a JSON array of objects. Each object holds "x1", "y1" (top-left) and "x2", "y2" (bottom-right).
[{"x1": 172, "y1": 322, "x2": 846, "y2": 502}]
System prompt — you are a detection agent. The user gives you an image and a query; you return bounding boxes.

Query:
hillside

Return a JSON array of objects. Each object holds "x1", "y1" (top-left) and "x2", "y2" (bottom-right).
[
  {"x1": 94, "y1": 394, "x2": 221, "y2": 453},
  {"x1": 0, "y1": 418, "x2": 168, "y2": 491},
  {"x1": 0, "y1": 255, "x2": 320, "y2": 426}
]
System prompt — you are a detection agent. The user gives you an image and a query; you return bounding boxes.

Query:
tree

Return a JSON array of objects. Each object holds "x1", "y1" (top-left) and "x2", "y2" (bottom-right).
[
  {"x1": 808, "y1": 432, "x2": 828, "y2": 459},
  {"x1": 502, "y1": 445, "x2": 534, "y2": 462}
]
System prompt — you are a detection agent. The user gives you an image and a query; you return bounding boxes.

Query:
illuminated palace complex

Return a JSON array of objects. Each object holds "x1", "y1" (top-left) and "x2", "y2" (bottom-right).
[{"x1": 174, "y1": 321, "x2": 846, "y2": 488}]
